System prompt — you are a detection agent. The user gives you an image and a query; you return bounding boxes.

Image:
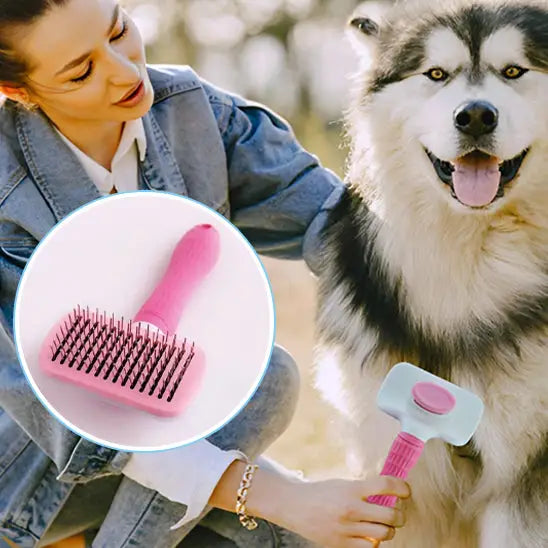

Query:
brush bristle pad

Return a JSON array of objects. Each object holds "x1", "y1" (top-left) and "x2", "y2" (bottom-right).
[{"x1": 39, "y1": 306, "x2": 204, "y2": 417}]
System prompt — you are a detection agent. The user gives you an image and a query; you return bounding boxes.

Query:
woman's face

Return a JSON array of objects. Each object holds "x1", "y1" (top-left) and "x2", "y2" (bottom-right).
[{"x1": 7, "y1": 0, "x2": 154, "y2": 124}]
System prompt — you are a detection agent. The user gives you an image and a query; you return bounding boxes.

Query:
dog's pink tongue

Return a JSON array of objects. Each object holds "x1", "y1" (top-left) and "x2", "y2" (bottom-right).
[{"x1": 452, "y1": 154, "x2": 500, "y2": 207}]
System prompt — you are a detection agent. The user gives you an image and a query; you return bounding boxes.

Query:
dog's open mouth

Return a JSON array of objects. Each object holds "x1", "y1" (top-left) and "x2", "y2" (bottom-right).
[{"x1": 425, "y1": 148, "x2": 529, "y2": 207}]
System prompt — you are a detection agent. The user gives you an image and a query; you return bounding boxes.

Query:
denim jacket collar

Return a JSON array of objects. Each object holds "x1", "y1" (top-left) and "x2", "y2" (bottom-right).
[
  {"x1": 14, "y1": 106, "x2": 101, "y2": 221},
  {"x1": 139, "y1": 110, "x2": 188, "y2": 197},
  {"x1": 13, "y1": 95, "x2": 188, "y2": 222}
]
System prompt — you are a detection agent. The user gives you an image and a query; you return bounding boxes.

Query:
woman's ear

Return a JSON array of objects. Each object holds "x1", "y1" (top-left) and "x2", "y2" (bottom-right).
[
  {"x1": 0, "y1": 84, "x2": 35, "y2": 107},
  {"x1": 346, "y1": 1, "x2": 393, "y2": 68}
]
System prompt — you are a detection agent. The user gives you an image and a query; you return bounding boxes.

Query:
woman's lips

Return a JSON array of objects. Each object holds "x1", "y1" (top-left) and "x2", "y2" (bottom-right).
[{"x1": 115, "y1": 80, "x2": 145, "y2": 107}]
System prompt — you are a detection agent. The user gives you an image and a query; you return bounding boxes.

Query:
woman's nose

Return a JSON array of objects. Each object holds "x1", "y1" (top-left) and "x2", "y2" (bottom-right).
[{"x1": 106, "y1": 50, "x2": 141, "y2": 85}]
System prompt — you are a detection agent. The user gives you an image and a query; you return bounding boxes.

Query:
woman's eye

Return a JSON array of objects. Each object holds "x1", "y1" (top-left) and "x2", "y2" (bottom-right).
[
  {"x1": 502, "y1": 65, "x2": 528, "y2": 79},
  {"x1": 71, "y1": 62, "x2": 93, "y2": 83},
  {"x1": 111, "y1": 18, "x2": 128, "y2": 41},
  {"x1": 68, "y1": 17, "x2": 129, "y2": 84},
  {"x1": 424, "y1": 67, "x2": 449, "y2": 82}
]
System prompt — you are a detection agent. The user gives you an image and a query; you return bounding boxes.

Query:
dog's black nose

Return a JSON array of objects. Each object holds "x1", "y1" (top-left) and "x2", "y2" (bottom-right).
[{"x1": 453, "y1": 101, "x2": 498, "y2": 137}]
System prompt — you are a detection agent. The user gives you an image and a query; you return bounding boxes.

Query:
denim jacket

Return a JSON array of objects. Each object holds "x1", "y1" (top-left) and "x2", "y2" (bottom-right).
[{"x1": 0, "y1": 64, "x2": 343, "y2": 546}]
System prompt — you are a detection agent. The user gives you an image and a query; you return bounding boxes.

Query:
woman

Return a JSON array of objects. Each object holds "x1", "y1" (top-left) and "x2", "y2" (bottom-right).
[{"x1": 0, "y1": 1, "x2": 411, "y2": 547}]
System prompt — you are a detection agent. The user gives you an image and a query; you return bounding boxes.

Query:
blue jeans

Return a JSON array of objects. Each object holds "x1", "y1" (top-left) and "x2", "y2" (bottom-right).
[{"x1": 39, "y1": 346, "x2": 318, "y2": 548}]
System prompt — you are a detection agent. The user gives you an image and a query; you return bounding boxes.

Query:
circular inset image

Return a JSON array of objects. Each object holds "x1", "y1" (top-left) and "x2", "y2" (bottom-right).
[{"x1": 14, "y1": 191, "x2": 275, "y2": 451}]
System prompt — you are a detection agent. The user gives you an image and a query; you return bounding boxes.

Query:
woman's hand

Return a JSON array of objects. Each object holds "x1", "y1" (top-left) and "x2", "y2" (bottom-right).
[
  {"x1": 210, "y1": 460, "x2": 410, "y2": 547},
  {"x1": 265, "y1": 475, "x2": 409, "y2": 547}
]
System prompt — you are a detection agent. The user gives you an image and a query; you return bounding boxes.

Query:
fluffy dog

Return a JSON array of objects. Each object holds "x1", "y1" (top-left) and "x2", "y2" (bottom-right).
[{"x1": 314, "y1": 1, "x2": 548, "y2": 546}]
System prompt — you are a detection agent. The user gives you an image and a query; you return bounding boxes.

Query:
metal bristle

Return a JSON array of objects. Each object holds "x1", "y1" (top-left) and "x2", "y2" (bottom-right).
[
  {"x1": 167, "y1": 344, "x2": 195, "y2": 402},
  {"x1": 51, "y1": 308, "x2": 196, "y2": 405}
]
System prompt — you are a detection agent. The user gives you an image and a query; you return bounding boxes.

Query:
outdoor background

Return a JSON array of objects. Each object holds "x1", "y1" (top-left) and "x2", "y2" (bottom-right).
[{"x1": 125, "y1": 0, "x2": 367, "y2": 479}]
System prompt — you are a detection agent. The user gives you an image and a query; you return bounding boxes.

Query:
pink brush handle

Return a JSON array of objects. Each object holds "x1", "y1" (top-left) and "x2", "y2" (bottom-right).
[
  {"x1": 133, "y1": 224, "x2": 220, "y2": 334},
  {"x1": 367, "y1": 432, "x2": 424, "y2": 507}
]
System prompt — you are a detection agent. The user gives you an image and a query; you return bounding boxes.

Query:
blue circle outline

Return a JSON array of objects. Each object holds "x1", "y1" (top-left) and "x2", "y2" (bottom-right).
[{"x1": 13, "y1": 190, "x2": 276, "y2": 453}]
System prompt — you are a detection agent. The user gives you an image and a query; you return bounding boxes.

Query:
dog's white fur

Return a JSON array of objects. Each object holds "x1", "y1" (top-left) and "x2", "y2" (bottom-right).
[{"x1": 315, "y1": 1, "x2": 548, "y2": 546}]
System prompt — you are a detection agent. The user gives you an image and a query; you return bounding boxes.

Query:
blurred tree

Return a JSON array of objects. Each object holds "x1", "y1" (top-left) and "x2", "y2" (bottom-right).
[{"x1": 124, "y1": 0, "x2": 365, "y2": 176}]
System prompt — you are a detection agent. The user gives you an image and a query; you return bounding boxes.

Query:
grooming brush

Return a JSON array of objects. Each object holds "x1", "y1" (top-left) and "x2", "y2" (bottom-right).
[
  {"x1": 367, "y1": 362, "x2": 484, "y2": 507},
  {"x1": 38, "y1": 223, "x2": 220, "y2": 417}
]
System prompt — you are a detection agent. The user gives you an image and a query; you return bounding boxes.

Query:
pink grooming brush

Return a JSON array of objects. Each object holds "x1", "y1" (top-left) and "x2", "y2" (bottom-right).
[
  {"x1": 38, "y1": 224, "x2": 220, "y2": 417},
  {"x1": 367, "y1": 362, "x2": 484, "y2": 507}
]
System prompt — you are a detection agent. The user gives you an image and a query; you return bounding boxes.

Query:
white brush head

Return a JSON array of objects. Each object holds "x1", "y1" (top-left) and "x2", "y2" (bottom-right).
[{"x1": 376, "y1": 362, "x2": 484, "y2": 445}]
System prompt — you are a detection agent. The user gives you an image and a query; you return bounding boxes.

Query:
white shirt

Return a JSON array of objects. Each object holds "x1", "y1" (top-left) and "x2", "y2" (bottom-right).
[
  {"x1": 56, "y1": 119, "x2": 248, "y2": 529},
  {"x1": 54, "y1": 118, "x2": 147, "y2": 194},
  {"x1": 123, "y1": 442, "x2": 248, "y2": 529}
]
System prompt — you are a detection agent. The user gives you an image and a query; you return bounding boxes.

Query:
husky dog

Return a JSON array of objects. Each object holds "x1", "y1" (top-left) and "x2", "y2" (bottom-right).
[{"x1": 315, "y1": 1, "x2": 548, "y2": 546}]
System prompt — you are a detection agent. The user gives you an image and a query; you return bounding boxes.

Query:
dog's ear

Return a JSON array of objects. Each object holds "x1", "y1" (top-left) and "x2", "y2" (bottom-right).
[{"x1": 346, "y1": 1, "x2": 392, "y2": 67}]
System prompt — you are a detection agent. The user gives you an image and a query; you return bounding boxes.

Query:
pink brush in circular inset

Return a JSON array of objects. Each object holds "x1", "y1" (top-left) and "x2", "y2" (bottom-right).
[
  {"x1": 39, "y1": 224, "x2": 220, "y2": 417},
  {"x1": 367, "y1": 362, "x2": 484, "y2": 507}
]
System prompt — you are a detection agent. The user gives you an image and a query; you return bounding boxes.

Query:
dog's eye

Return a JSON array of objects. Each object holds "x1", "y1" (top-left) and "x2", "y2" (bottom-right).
[
  {"x1": 502, "y1": 65, "x2": 528, "y2": 79},
  {"x1": 350, "y1": 16, "x2": 379, "y2": 36},
  {"x1": 424, "y1": 68, "x2": 449, "y2": 82}
]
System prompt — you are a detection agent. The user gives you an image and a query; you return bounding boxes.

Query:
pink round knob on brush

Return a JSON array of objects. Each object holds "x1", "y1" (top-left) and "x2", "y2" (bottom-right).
[{"x1": 412, "y1": 382, "x2": 456, "y2": 415}]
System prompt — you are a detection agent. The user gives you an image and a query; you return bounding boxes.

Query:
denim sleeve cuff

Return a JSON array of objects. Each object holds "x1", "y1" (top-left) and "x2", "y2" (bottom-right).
[
  {"x1": 302, "y1": 183, "x2": 346, "y2": 277},
  {"x1": 56, "y1": 438, "x2": 130, "y2": 483}
]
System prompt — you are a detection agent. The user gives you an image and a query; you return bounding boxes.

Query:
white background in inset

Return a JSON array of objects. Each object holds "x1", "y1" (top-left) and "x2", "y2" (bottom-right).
[{"x1": 14, "y1": 192, "x2": 274, "y2": 451}]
